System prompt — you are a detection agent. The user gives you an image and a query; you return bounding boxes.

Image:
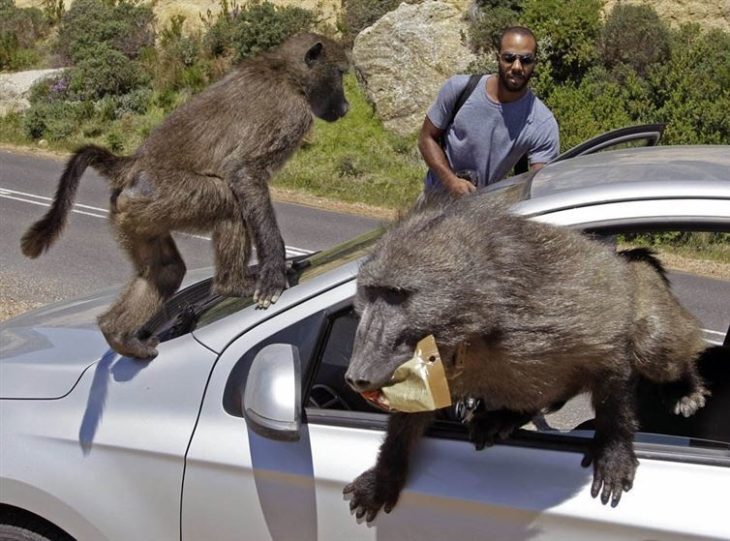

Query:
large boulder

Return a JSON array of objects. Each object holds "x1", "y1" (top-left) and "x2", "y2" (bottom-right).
[
  {"x1": 352, "y1": 1, "x2": 477, "y2": 135},
  {"x1": 0, "y1": 69, "x2": 65, "y2": 117}
]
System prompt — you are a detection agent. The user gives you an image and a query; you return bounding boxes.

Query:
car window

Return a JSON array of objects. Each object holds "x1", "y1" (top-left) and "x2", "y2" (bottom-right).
[{"x1": 304, "y1": 306, "x2": 730, "y2": 450}]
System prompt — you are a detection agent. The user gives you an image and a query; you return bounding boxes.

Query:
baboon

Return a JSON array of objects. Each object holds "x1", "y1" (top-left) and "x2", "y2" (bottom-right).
[
  {"x1": 20, "y1": 33, "x2": 350, "y2": 360},
  {"x1": 343, "y1": 193, "x2": 708, "y2": 520}
]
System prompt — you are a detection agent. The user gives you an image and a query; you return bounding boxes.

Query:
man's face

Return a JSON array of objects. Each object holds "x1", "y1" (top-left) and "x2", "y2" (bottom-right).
[{"x1": 497, "y1": 32, "x2": 537, "y2": 92}]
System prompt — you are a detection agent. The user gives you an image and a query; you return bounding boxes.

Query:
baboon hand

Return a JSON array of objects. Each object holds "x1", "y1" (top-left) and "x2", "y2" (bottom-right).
[
  {"x1": 468, "y1": 409, "x2": 533, "y2": 450},
  {"x1": 253, "y1": 265, "x2": 287, "y2": 308},
  {"x1": 343, "y1": 467, "x2": 402, "y2": 523},
  {"x1": 581, "y1": 440, "x2": 638, "y2": 507}
]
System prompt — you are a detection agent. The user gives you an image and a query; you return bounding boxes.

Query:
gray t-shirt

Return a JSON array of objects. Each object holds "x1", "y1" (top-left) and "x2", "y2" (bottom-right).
[{"x1": 424, "y1": 74, "x2": 559, "y2": 191}]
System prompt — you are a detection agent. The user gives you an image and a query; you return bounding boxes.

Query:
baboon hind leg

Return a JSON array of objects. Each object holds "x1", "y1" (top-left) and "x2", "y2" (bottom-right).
[
  {"x1": 211, "y1": 215, "x2": 256, "y2": 298},
  {"x1": 98, "y1": 233, "x2": 186, "y2": 359}
]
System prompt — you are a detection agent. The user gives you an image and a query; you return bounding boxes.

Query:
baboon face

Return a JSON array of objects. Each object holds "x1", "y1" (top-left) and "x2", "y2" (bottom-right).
[
  {"x1": 345, "y1": 238, "x2": 470, "y2": 392},
  {"x1": 302, "y1": 40, "x2": 350, "y2": 122}
]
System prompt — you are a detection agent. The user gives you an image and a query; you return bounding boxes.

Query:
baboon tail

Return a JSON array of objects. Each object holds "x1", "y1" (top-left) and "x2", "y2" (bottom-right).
[
  {"x1": 618, "y1": 247, "x2": 670, "y2": 287},
  {"x1": 20, "y1": 145, "x2": 123, "y2": 258}
]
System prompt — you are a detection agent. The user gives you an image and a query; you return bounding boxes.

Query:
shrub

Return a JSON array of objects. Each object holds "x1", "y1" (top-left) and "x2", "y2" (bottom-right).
[
  {"x1": 600, "y1": 3, "x2": 670, "y2": 77},
  {"x1": 55, "y1": 0, "x2": 155, "y2": 64},
  {"x1": 340, "y1": 0, "x2": 405, "y2": 44},
  {"x1": 151, "y1": 15, "x2": 209, "y2": 92},
  {"x1": 68, "y1": 44, "x2": 150, "y2": 100},
  {"x1": 0, "y1": 1, "x2": 48, "y2": 70},
  {"x1": 23, "y1": 101, "x2": 87, "y2": 141},
  {"x1": 204, "y1": 1, "x2": 319, "y2": 62},
  {"x1": 520, "y1": 0, "x2": 602, "y2": 86},
  {"x1": 467, "y1": 0, "x2": 523, "y2": 54},
  {"x1": 649, "y1": 25, "x2": 730, "y2": 145}
]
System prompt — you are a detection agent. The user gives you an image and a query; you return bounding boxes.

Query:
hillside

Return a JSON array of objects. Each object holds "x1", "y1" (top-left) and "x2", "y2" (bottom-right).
[{"x1": 15, "y1": 0, "x2": 730, "y2": 33}]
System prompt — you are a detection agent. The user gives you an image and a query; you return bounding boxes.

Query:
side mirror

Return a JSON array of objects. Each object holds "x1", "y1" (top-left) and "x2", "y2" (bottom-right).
[{"x1": 243, "y1": 343, "x2": 301, "y2": 441}]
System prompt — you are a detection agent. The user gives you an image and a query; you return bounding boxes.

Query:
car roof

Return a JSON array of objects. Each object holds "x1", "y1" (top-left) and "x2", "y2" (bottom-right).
[{"x1": 510, "y1": 145, "x2": 730, "y2": 218}]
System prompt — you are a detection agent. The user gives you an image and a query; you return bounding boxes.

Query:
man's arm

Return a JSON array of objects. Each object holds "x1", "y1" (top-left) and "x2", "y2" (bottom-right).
[
  {"x1": 530, "y1": 162, "x2": 546, "y2": 172},
  {"x1": 418, "y1": 117, "x2": 476, "y2": 196}
]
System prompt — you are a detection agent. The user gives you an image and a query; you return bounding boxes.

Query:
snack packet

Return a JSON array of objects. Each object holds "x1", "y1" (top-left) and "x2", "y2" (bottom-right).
[{"x1": 361, "y1": 335, "x2": 452, "y2": 413}]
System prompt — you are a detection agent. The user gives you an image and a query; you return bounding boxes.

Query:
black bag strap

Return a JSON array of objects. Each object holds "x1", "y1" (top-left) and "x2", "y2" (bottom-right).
[{"x1": 445, "y1": 73, "x2": 482, "y2": 134}]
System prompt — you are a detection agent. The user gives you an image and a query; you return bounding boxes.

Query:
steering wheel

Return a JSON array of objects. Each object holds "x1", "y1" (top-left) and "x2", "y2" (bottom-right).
[{"x1": 308, "y1": 384, "x2": 352, "y2": 410}]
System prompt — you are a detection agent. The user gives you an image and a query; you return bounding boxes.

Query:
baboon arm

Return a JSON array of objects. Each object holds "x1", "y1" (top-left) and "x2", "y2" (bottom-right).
[
  {"x1": 344, "y1": 412, "x2": 434, "y2": 521},
  {"x1": 583, "y1": 373, "x2": 639, "y2": 507},
  {"x1": 227, "y1": 171, "x2": 287, "y2": 307}
]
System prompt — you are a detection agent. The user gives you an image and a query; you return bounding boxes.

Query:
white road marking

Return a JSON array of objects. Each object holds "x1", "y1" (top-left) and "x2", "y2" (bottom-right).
[{"x1": 1, "y1": 186, "x2": 312, "y2": 257}]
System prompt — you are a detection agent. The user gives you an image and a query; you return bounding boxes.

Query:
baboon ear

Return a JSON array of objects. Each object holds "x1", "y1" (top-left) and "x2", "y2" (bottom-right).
[{"x1": 305, "y1": 42, "x2": 324, "y2": 67}]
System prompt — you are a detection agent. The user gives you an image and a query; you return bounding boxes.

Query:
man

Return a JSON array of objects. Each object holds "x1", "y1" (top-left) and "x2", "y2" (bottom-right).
[{"x1": 418, "y1": 26, "x2": 559, "y2": 196}]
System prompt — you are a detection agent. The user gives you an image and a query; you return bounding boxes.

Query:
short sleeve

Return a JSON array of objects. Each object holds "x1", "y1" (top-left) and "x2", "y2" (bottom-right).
[
  {"x1": 528, "y1": 115, "x2": 560, "y2": 165},
  {"x1": 426, "y1": 75, "x2": 471, "y2": 130}
]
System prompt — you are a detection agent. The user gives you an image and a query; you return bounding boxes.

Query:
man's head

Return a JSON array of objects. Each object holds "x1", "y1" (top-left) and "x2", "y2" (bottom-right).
[{"x1": 496, "y1": 26, "x2": 537, "y2": 93}]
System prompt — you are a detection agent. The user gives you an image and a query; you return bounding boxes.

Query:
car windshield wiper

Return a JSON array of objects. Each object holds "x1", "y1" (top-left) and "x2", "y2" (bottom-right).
[{"x1": 141, "y1": 252, "x2": 321, "y2": 341}]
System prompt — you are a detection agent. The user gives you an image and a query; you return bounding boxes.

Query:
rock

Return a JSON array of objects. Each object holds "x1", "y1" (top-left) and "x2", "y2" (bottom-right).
[
  {"x1": 0, "y1": 68, "x2": 65, "y2": 117},
  {"x1": 352, "y1": 1, "x2": 477, "y2": 135}
]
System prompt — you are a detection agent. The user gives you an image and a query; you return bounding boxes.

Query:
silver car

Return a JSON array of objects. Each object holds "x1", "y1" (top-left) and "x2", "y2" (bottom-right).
[{"x1": 2, "y1": 134, "x2": 729, "y2": 540}]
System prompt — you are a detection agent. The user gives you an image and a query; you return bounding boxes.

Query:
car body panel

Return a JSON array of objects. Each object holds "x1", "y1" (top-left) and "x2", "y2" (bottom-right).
[
  {"x1": 0, "y1": 333, "x2": 217, "y2": 540},
  {"x1": 0, "y1": 267, "x2": 216, "y2": 400}
]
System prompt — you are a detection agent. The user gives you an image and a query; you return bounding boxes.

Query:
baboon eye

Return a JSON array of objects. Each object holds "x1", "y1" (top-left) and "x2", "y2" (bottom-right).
[
  {"x1": 362, "y1": 286, "x2": 410, "y2": 305},
  {"x1": 381, "y1": 287, "x2": 409, "y2": 306}
]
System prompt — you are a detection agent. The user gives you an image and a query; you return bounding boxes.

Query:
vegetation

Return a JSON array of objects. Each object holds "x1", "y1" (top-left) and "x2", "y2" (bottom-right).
[
  {"x1": 0, "y1": 0, "x2": 728, "y2": 237},
  {"x1": 0, "y1": 0, "x2": 50, "y2": 70}
]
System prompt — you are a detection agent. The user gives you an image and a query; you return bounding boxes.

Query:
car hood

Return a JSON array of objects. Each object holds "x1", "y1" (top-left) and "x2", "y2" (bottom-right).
[{"x1": 0, "y1": 268, "x2": 214, "y2": 400}]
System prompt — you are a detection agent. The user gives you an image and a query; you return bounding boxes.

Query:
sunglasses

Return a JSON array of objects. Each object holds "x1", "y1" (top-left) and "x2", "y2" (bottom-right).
[{"x1": 499, "y1": 52, "x2": 536, "y2": 65}]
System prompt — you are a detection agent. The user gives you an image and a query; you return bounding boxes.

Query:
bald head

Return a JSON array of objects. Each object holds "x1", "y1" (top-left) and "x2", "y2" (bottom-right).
[{"x1": 497, "y1": 26, "x2": 537, "y2": 56}]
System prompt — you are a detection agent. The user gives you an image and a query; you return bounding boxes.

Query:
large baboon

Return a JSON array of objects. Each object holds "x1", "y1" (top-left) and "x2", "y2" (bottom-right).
[
  {"x1": 343, "y1": 193, "x2": 708, "y2": 519},
  {"x1": 21, "y1": 33, "x2": 350, "y2": 359}
]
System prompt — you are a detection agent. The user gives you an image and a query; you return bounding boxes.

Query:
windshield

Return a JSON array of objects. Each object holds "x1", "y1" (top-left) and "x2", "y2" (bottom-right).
[{"x1": 193, "y1": 227, "x2": 386, "y2": 328}]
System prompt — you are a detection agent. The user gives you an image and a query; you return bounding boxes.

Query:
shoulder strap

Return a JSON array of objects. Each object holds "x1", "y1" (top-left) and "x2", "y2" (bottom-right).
[{"x1": 446, "y1": 74, "x2": 482, "y2": 130}]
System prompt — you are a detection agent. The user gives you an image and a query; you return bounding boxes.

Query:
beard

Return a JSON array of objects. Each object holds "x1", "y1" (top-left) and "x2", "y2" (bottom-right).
[{"x1": 498, "y1": 63, "x2": 531, "y2": 92}]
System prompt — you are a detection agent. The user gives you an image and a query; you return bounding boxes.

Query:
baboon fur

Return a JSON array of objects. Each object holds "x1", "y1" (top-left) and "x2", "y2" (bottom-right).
[
  {"x1": 20, "y1": 33, "x2": 350, "y2": 360},
  {"x1": 344, "y1": 193, "x2": 708, "y2": 520}
]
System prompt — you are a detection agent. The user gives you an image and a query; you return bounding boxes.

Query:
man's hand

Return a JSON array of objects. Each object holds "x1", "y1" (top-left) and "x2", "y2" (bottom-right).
[{"x1": 444, "y1": 176, "x2": 477, "y2": 196}]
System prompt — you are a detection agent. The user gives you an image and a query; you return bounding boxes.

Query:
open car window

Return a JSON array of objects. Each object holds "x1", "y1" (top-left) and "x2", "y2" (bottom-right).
[{"x1": 301, "y1": 225, "x2": 730, "y2": 454}]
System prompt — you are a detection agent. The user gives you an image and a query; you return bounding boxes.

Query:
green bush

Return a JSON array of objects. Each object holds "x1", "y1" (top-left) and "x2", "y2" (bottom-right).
[
  {"x1": 68, "y1": 44, "x2": 150, "y2": 100},
  {"x1": 0, "y1": 1, "x2": 48, "y2": 70},
  {"x1": 600, "y1": 4, "x2": 670, "y2": 77},
  {"x1": 467, "y1": 0, "x2": 523, "y2": 54},
  {"x1": 648, "y1": 25, "x2": 730, "y2": 145},
  {"x1": 55, "y1": 0, "x2": 155, "y2": 64},
  {"x1": 23, "y1": 100, "x2": 88, "y2": 141},
  {"x1": 204, "y1": 1, "x2": 319, "y2": 62},
  {"x1": 339, "y1": 0, "x2": 416, "y2": 44},
  {"x1": 521, "y1": 0, "x2": 602, "y2": 86},
  {"x1": 150, "y1": 15, "x2": 209, "y2": 92}
]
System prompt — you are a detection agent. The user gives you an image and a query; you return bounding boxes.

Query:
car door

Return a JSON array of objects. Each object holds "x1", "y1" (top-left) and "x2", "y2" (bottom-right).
[
  {"x1": 552, "y1": 123, "x2": 665, "y2": 162},
  {"x1": 182, "y1": 274, "x2": 729, "y2": 541}
]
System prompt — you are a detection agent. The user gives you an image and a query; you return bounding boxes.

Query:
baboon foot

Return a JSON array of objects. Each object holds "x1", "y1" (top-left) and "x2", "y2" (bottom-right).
[
  {"x1": 253, "y1": 265, "x2": 288, "y2": 309},
  {"x1": 581, "y1": 440, "x2": 638, "y2": 507},
  {"x1": 673, "y1": 386, "x2": 710, "y2": 418},
  {"x1": 469, "y1": 409, "x2": 534, "y2": 451},
  {"x1": 343, "y1": 467, "x2": 404, "y2": 523},
  {"x1": 100, "y1": 327, "x2": 159, "y2": 360}
]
